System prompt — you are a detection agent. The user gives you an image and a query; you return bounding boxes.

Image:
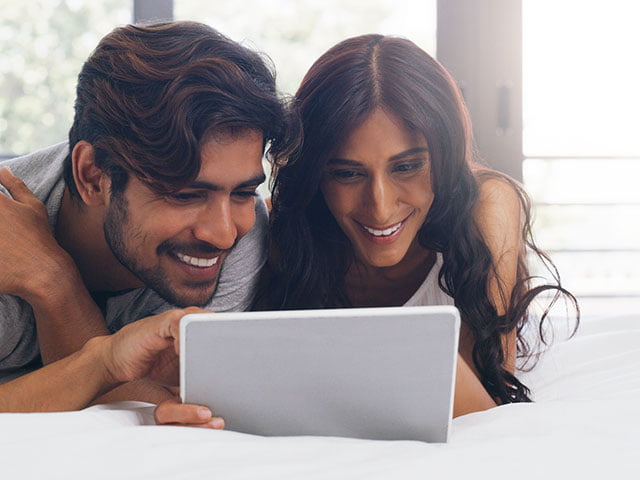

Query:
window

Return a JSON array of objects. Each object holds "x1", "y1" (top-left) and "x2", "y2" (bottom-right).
[
  {"x1": 438, "y1": 0, "x2": 640, "y2": 313},
  {"x1": 522, "y1": 0, "x2": 640, "y2": 313}
]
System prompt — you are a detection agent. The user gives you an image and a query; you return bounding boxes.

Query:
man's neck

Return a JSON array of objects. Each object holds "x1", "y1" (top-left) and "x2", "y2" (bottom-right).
[{"x1": 55, "y1": 188, "x2": 143, "y2": 292}]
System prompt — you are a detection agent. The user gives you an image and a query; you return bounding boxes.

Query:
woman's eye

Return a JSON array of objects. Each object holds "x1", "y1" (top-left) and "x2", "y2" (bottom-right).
[
  {"x1": 330, "y1": 170, "x2": 363, "y2": 182},
  {"x1": 393, "y1": 161, "x2": 423, "y2": 174}
]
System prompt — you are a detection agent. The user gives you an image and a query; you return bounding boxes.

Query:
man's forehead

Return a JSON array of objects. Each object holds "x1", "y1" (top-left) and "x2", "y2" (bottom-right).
[{"x1": 193, "y1": 130, "x2": 266, "y2": 190}]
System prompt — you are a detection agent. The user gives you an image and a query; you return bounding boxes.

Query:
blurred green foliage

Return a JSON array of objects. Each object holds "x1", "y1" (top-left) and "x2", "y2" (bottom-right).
[
  {"x1": 0, "y1": 0, "x2": 436, "y2": 155},
  {"x1": 0, "y1": 0, "x2": 130, "y2": 155},
  {"x1": 176, "y1": 0, "x2": 437, "y2": 97}
]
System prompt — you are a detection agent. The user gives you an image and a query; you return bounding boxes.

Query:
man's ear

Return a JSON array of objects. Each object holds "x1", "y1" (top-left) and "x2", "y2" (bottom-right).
[{"x1": 72, "y1": 141, "x2": 112, "y2": 206}]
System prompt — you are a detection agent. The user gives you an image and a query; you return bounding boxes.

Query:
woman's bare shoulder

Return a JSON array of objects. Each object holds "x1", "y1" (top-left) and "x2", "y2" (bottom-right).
[
  {"x1": 474, "y1": 171, "x2": 522, "y2": 230},
  {"x1": 472, "y1": 171, "x2": 524, "y2": 259}
]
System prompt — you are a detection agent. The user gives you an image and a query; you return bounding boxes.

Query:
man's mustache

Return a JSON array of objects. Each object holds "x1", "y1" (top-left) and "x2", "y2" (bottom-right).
[{"x1": 157, "y1": 239, "x2": 237, "y2": 256}]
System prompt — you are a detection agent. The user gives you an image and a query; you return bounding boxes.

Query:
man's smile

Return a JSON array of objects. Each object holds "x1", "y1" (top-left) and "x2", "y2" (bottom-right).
[{"x1": 175, "y1": 252, "x2": 220, "y2": 268}]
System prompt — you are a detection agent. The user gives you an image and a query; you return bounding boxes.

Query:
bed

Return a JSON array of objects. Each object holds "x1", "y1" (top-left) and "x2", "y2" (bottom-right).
[{"x1": 1, "y1": 312, "x2": 638, "y2": 479}]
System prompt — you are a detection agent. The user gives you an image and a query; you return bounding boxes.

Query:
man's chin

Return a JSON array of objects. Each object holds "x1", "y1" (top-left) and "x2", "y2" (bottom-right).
[{"x1": 152, "y1": 281, "x2": 219, "y2": 308}]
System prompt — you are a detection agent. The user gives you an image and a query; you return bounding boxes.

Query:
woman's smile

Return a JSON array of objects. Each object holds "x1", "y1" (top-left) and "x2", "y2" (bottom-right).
[{"x1": 355, "y1": 211, "x2": 413, "y2": 244}]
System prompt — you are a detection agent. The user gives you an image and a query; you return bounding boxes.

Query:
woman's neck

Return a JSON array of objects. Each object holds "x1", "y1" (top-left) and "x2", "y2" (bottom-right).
[{"x1": 345, "y1": 241, "x2": 436, "y2": 307}]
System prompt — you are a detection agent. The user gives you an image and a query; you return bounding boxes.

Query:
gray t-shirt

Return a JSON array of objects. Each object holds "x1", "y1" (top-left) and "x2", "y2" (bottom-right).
[{"x1": 0, "y1": 142, "x2": 268, "y2": 382}]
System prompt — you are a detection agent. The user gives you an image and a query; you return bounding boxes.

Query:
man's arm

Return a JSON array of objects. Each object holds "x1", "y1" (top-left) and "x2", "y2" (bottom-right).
[
  {"x1": 0, "y1": 167, "x2": 109, "y2": 363},
  {"x1": 0, "y1": 309, "x2": 180, "y2": 412},
  {"x1": 0, "y1": 335, "x2": 117, "y2": 412},
  {"x1": 0, "y1": 306, "x2": 223, "y2": 430}
]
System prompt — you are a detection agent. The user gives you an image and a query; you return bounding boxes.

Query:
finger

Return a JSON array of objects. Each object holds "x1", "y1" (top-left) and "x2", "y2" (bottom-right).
[
  {"x1": 0, "y1": 167, "x2": 40, "y2": 205},
  {"x1": 166, "y1": 385, "x2": 180, "y2": 396},
  {"x1": 154, "y1": 405, "x2": 224, "y2": 430},
  {"x1": 163, "y1": 418, "x2": 225, "y2": 430},
  {"x1": 154, "y1": 398, "x2": 223, "y2": 427},
  {"x1": 170, "y1": 307, "x2": 212, "y2": 354}
]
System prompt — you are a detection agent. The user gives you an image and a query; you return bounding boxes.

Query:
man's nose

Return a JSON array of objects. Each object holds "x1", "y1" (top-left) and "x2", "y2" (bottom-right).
[{"x1": 192, "y1": 199, "x2": 237, "y2": 250}]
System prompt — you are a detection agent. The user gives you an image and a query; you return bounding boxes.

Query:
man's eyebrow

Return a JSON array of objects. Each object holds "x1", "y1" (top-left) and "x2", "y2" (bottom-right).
[
  {"x1": 235, "y1": 173, "x2": 267, "y2": 189},
  {"x1": 187, "y1": 173, "x2": 266, "y2": 191},
  {"x1": 328, "y1": 147, "x2": 429, "y2": 165}
]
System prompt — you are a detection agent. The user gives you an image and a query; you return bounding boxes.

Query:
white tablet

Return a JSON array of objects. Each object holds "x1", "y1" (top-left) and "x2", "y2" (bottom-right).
[{"x1": 180, "y1": 306, "x2": 459, "y2": 442}]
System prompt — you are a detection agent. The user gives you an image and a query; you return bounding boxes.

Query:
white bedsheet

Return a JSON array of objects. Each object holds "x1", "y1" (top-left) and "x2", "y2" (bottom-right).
[{"x1": 2, "y1": 314, "x2": 639, "y2": 479}]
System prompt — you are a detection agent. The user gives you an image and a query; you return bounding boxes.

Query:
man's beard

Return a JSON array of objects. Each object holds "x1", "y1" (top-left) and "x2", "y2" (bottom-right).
[{"x1": 103, "y1": 192, "x2": 220, "y2": 307}]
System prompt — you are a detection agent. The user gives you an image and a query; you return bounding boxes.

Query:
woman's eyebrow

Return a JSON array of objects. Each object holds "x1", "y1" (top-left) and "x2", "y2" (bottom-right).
[
  {"x1": 327, "y1": 157, "x2": 361, "y2": 166},
  {"x1": 388, "y1": 147, "x2": 429, "y2": 161},
  {"x1": 329, "y1": 147, "x2": 429, "y2": 165}
]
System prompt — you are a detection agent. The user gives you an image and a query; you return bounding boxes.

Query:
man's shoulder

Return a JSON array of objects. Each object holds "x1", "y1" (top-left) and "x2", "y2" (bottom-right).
[
  {"x1": 1, "y1": 142, "x2": 69, "y2": 170},
  {"x1": 0, "y1": 142, "x2": 69, "y2": 206},
  {"x1": 0, "y1": 142, "x2": 69, "y2": 196}
]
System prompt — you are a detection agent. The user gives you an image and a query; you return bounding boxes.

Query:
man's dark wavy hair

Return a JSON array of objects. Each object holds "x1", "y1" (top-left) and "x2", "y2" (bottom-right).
[
  {"x1": 63, "y1": 21, "x2": 298, "y2": 197},
  {"x1": 259, "y1": 34, "x2": 579, "y2": 404}
]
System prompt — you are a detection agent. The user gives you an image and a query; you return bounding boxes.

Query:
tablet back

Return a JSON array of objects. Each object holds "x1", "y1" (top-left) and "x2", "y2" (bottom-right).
[{"x1": 181, "y1": 306, "x2": 459, "y2": 442}]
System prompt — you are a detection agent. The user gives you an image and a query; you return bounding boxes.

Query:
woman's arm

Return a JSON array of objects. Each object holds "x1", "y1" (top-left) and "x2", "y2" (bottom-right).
[
  {"x1": 473, "y1": 175, "x2": 523, "y2": 372},
  {"x1": 453, "y1": 354, "x2": 498, "y2": 417},
  {"x1": 452, "y1": 175, "x2": 523, "y2": 417}
]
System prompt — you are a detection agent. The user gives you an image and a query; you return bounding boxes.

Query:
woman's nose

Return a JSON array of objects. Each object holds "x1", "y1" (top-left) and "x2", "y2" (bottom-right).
[{"x1": 367, "y1": 175, "x2": 398, "y2": 224}]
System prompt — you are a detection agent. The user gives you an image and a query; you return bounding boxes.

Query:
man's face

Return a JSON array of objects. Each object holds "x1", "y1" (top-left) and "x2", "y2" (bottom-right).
[{"x1": 103, "y1": 130, "x2": 265, "y2": 307}]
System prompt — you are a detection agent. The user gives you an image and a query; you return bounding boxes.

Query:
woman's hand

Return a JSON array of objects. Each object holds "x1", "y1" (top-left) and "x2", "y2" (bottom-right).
[{"x1": 453, "y1": 353, "x2": 497, "y2": 417}]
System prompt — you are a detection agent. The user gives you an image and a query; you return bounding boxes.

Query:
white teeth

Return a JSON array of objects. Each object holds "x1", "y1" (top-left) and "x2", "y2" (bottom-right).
[
  {"x1": 362, "y1": 222, "x2": 402, "y2": 237},
  {"x1": 176, "y1": 253, "x2": 219, "y2": 268}
]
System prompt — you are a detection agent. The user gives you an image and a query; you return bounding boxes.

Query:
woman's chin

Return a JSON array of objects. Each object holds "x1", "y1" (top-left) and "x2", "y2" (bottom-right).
[{"x1": 356, "y1": 251, "x2": 406, "y2": 270}]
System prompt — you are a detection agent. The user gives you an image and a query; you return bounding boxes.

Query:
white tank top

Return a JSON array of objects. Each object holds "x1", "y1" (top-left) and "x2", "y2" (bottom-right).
[{"x1": 403, "y1": 253, "x2": 454, "y2": 307}]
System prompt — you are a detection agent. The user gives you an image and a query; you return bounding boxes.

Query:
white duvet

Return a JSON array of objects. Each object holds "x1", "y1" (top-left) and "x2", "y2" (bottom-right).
[{"x1": 2, "y1": 314, "x2": 639, "y2": 479}]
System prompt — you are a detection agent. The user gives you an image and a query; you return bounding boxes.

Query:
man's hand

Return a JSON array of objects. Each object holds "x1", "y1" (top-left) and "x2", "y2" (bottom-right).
[
  {"x1": 100, "y1": 307, "x2": 225, "y2": 429},
  {"x1": 100, "y1": 307, "x2": 204, "y2": 385},
  {"x1": 0, "y1": 167, "x2": 73, "y2": 300}
]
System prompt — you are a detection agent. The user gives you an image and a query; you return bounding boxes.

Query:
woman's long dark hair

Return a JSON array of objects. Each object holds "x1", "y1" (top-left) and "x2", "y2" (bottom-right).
[{"x1": 258, "y1": 34, "x2": 578, "y2": 403}]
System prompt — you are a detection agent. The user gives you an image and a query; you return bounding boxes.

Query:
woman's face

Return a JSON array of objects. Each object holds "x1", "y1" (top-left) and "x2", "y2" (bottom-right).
[{"x1": 320, "y1": 108, "x2": 434, "y2": 268}]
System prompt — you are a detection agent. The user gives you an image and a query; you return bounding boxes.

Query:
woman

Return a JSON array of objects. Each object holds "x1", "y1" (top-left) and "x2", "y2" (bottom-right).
[{"x1": 258, "y1": 34, "x2": 577, "y2": 416}]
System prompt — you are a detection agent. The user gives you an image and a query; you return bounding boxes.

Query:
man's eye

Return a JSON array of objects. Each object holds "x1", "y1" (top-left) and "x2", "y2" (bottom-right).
[
  {"x1": 232, "y1": 190, "x2": 259, "y2": 199},
  {"x1": 169, "y1": 192, "x2": 203, "y2": 202}
]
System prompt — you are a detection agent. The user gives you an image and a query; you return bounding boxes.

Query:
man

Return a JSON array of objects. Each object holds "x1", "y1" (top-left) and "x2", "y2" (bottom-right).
[{"x1": 0, "y1": 21, "x2": 295, "y2": 416}]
